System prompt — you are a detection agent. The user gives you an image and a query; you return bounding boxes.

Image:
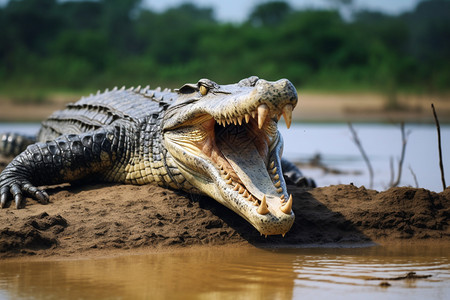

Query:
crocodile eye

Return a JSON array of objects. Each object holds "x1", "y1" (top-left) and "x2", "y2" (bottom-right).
[{"x1": 199, "y1": 85, "x2": 209, "y2": 96}]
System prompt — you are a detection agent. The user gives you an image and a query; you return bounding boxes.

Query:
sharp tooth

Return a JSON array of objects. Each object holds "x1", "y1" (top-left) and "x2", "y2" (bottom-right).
[
  {"x1": 282, "y1": 233, "x2": 286, "y2": 238},
  {"x1": 224, "y1": 173, "x2": 231, "y2": 180},
  {"x1": 253, "y1": 200, "x2": 259, "y2": 206},
  {"x1": 282, "y1": 104, "x2": 293, "y2": 129},
  {"x1": 269, "y1": 161, "x2": 275, "y2": 169},
  {"x1": 248, "y1": 195, "x2": 254, "y2": 201},
  {"x1": 257, "y1": 104, "x2": 269, "y2": 129},
  {"x1": 274, "y1": 181, "x2": 281, "y2": 188},
  {"x1": 251, "y1": 111, "x2": 256, "y2": 119},
  {"x1": 233, "y1": 184, "x2": 240, "y2": 191},
  {"x1": 271, "y1": 167, "x2": 277, "y2": 175},
  {"x1": 239, "y1": 186, "x2": 245, "y2": 194},
  {"x1": 257, "y1": 195, "x2": 269, "y2": 215},
  {"x1": 280, "y1": 194, "x2": 285, "y2": 200},
  {"x1": 277, "y1": 113, "x2": 282, "y2": 121},
  {"x1": 226, "y1": 119, "x2": 231, "y2": 125},
  {"x1": 237, "y1": 116, "x2": 243, "y2": 125},
  {"x1": 277, "y1": 187, "x2": 283, "y2": 194},
  {"x1": 233, "y1": 118, "x2": 237, "y2": 125},
  {"x1": 280, "y1": 194, "x2": 293, "y2": 214},
  {"x1": 273, "y1": 174, "x2": 279, "y2": 180},
  {"x1": 245, "y1": 114, "x2": 250, "y2": 123},
  {"x1": 243, "y1": 190, "x2": 249, "y2": 197},
  {"x1": 217, "y1": 119, "x2": 222, "y2": 126},
  {"x1": 226, "y1": 178, "x2": 232, "y2": 185}
]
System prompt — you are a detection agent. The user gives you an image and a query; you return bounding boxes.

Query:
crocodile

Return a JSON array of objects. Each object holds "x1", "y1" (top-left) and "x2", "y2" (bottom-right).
[{"x1": 0, "y1": 76, "x2": 314, "y2": 236}]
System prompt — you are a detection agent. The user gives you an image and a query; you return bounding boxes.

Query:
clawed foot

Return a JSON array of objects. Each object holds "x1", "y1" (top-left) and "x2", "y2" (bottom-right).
[
  {"x1": 0, "y1": 181, "x2": 49, "y2": 209},
  {"x1": 283, "y1": 172, "x2": 316, "y2": 188}
]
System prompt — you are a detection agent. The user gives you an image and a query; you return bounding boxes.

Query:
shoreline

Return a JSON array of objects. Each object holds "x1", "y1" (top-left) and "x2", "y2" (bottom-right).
[{"x1": 1, "y1": 92, "x2": 449, "y2": 123}]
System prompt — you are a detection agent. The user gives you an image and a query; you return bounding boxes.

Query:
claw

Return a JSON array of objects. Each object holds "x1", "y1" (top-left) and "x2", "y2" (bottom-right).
[
  {"x1": 14, "y1": 193, "x2": 23, "y2": 209},
  {"x1": 36, "y1": 191, "x2": 49, "y2": 204},
  {"x1": 1, "y1": 194, "x2": 7, "y2": 208},
  {"x1": 1, "y1": 187, "x2": 9, "y2": 208}
]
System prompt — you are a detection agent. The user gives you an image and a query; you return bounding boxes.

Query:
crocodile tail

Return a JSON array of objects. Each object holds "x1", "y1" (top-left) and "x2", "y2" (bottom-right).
[{"x1": 0, "y1": 132, "x2": 36, "y2": 157}]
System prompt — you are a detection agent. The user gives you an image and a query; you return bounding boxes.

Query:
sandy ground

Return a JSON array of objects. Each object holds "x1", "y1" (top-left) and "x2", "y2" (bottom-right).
[
  {"x1": 1, "y1": 92, "x2": 449, "y2": 123},
  {"x1": 1, "y1": 155, "x2": 449, "y2": 259}
]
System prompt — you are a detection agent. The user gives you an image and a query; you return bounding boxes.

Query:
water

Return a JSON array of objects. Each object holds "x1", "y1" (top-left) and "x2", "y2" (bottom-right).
[
  {"x1": 2, "y1": 122, "x2": 447, "y2": 192},
  {"x1": 0, "y1": 246, "x2": 449, "y2": 300},
  {"x1": 280, "y1": 123, "x2": 450, "y2": 192}
]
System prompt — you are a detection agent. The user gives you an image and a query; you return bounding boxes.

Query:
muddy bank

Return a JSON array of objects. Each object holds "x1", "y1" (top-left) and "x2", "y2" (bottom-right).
[{"x1": 1, "y1": 177, "x2": 448, "y2": 259}]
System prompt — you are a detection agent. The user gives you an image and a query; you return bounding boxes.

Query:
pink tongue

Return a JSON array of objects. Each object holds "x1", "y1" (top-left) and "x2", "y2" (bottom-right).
[{"x1": 216, "y1": 126, "x2": 279, "y2": 201}]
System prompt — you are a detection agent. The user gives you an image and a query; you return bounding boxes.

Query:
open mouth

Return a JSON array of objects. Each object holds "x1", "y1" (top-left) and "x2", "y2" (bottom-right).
[
  {"x1": 199, "y1": 105, "x2": 291, "y2": 209},
  {"x1": 164, "y1": 102, "x2": 294, "y2": 235}
]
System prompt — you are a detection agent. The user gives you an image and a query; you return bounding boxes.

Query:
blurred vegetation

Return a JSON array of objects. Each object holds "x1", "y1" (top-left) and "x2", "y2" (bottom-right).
[{"x1": 0, "y1": 0, "x2": 449, "y2": 97}]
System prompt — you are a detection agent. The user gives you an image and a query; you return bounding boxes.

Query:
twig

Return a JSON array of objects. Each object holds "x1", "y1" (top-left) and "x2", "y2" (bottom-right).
[
  {"x1": 389, "y1": 157, "x2": 395, "y2": 187},
  {"x1": 409, "y1": 165, "x2": 419, "y2": 188},
  {"x1": 431, "y1": 104, "x2": 446, "y2": 190},
  {"x1": 390, "y1": 122, "x2": 408, "y2": 187},
  {"x1": 348, "y1": 123, "x2": 374, "y2": 189}
]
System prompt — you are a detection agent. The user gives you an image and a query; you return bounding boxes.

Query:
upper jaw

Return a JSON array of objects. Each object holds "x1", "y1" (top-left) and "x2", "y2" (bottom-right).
[{"x1": 163, "y1": 78, "x2": 298, "y2": 131}]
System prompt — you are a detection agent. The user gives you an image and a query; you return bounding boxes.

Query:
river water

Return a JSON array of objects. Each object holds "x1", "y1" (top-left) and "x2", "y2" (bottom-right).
[{"x1": 0, "y1": 245, "x2": 449, "y2": 299}]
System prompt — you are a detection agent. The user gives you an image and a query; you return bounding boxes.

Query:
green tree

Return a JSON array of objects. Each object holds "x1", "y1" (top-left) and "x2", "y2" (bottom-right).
[{"x1": 248, "y1": 1, "x2": 291, "y2": 27}]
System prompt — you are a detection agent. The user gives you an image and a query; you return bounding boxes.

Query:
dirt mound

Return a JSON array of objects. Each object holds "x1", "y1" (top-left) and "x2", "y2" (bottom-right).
[{"x1": 1, "y1": 181, "x2": 448, "y2": 259}]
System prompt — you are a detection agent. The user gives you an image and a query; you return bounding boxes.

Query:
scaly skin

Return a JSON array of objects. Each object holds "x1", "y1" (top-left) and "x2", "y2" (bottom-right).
[{"x1": 0, "y1": 76, "x2": 314, "y2": 236}]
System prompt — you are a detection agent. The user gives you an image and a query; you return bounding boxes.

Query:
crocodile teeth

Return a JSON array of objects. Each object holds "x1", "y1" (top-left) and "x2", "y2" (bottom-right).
[
  {"x1": 257, "y1": 195, "x2": 269, "y2": 215},
  {"x1": 271, "y1": 167, "x2": 277, "y2": 175},
  {"x1": 282, "y1": 104, "x2": 293, "y2": 129},
  {"x1": 277, "y1": 187, "x2": 283, "y2": 194},
  {"x1": 245, "y1": 114, "x2": 250, "y2": 123},
  {"x1": 226, "y1": 178, "x2": 232, "y2": 185},
  {"x1": 273, "y1": 174, "x2": 280, "y2": 180},
  {"x1": 238, "y1": 186, "x2": 245, "y2": 194},
  {"x1": 274, "y1": 180, "x2": 281, "y2": 188},
  {"x1": 280, "y1": 194, "x2": 293, "y2": 214},
  {"x1": 257, "y1": 104, "x2": 269, "y2": 129},
  {"x1": 269, "y1": 161, "x2": 275, "y2": 169},
  {"x1": 224, "y1": 173, "x2": 231, "y2": 180},
  {"x1": 233, "y1": 184, "x2": 241, "y2": 191},
  {"x1": 280, "y1": 194, "x2": 285, "y2": 200},
  {"x1": 243, "y1": 190, "x2": 249, "y2": 198},
  {"x1": 237, "y1": 116, "x2": 243, "y2": 125}
]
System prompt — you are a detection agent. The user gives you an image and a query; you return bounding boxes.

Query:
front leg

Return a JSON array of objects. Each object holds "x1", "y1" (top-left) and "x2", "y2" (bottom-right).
[
  {"x1": 281, "y1": 158, "x2": 316, "y2": 188},
  {"x1": 0, "y1": 126, "x2": 123, "y2": 208}
]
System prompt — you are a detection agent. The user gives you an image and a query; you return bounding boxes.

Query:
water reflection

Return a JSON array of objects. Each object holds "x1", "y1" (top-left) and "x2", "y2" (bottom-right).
[{"x1": 0, "y1": 245, "x2": 449, "y2": 299}]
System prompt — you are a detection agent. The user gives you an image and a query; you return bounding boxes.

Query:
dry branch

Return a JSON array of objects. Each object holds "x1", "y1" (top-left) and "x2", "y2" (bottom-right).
[
  {"x1": 431, "y1": 104, "x2": 446, "y2": 190},
  {"x1": 409, "y1": 165, "x2": 419, "y2": 188},
  {"x1": 348, "y1": 123, "x2": 374, "y2": 189},
  {"x1": 390, "y1": 122, "x2": 408, "y2": 188}
]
